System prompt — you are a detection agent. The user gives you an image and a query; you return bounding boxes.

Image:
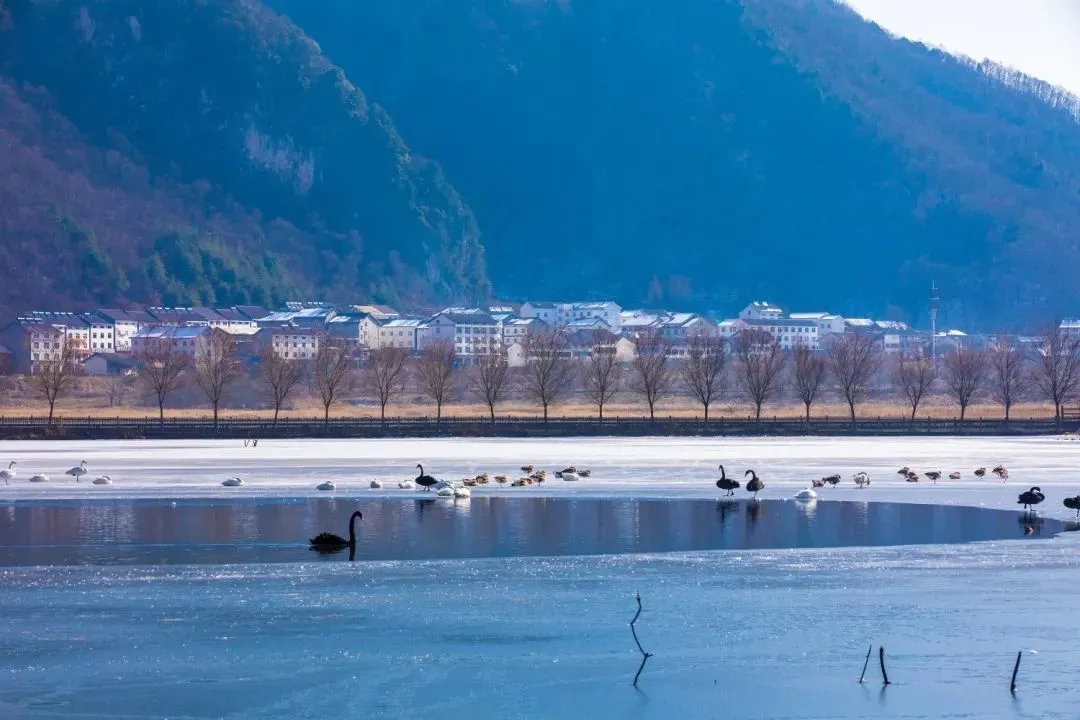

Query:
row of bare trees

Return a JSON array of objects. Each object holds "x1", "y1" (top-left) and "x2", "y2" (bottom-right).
[{"x1": 17, "y1": 326, "x2": 1080, "y2": 423}]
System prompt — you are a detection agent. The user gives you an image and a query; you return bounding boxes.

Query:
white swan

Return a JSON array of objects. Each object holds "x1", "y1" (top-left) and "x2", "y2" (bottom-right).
[
  {"x1": 562, "y1": 471, "x2": 581, "y2": 482},
  {"x1": 221, "y1": 477, "x2": 244, "y2": 487},
  {"x1": 853, "y1": 472, "x2": 871, "y2": 489},
  {"x1": 1, "y1": 461, "x2": 16, "y2": 485},
  {"x1": 436, "y1": 485, "x2": 455, "y2": 497},
  {"x1": 454, "y1": 484, "x2": 471, "y2": 498},
  {"x1": 794, "y1": 487, "x2": 817, "y2": 501},
  {"x1": 398, "y1": 479, "x2": 415, "y2": 489},
  {"x1": 93, "y1": 475, "x2": 113, "y2": 485},
  {"x1": 29, "y1": 473, "x2": 49, "y2": 483},
  {"x1": 370, "y1": 479, "x2": 383, "y2": 489},
  {"x1": 66, "y1": 460, "x2": 89, "y2": 482},
  {"x1": 317, "y1": 481, "x2": 336, "y2": 491}
]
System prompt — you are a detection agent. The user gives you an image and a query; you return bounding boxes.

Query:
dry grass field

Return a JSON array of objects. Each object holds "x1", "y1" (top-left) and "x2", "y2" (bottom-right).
[{"x1": 0, "y1": 375, "x2": 1063, "y2": 422}]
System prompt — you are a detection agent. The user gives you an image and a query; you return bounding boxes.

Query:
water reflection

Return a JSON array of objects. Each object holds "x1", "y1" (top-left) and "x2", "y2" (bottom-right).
[{"x1": 0, "y1": 498, "x2": 1066, "y2": 567}]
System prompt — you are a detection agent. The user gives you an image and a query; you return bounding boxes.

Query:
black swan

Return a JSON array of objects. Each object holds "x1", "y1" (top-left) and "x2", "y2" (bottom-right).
[
  {"x1": 823, "y1": 474, "x2": 841, "y2": 487},
  {"x1": 974, "y1": 467, "x2": 987, "y2": 478},
  {"x1": 715, "y1": 465, "x2": 740, "y2": 496},
  {"x1": 1063, "y1": 496, "x2": 1080, "y2": 518},
  {"x1": 310, "y1": 510, "x2": 363, "y2": 549},
  {"x1": 745, "y1": 470, "x2": 764, "y2": 499},
  {"x1": 1017, "y1": 487, "x2": 1045, "y2": 513},
  {"x1": 415, "y1": 464, "x2": 438, "y2": 491},
  {"x1": 924, "y1": 471, "x2": 941, "y2": 483}
]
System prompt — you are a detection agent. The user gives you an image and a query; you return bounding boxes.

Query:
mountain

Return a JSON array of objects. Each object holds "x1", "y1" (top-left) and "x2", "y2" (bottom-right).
[
  {"x1": 266, "y1": 0, "x2": 1080, "y2": 329},
  {"x1": 0, "y1": 0, "x2": 488, "y2": 319}
]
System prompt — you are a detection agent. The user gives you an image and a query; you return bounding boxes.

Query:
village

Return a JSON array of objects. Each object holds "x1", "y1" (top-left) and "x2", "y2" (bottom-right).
[{"x1": 0, "y1": 298, "x2": 1020, "y2": 376}]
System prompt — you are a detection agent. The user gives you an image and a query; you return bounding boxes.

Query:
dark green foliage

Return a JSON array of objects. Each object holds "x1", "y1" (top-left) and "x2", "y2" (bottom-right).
[
  {"x1": 55, "y1": 211, "x2": 130, "y2": 299},
  {"x1": 135, "y1": 229, "x2": 300, "y2": 308}
]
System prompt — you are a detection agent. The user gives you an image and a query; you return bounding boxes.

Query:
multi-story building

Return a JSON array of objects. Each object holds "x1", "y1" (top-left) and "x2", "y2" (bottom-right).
[
  {"x1": 521, "y1": 301, "x2": 621, "y2": 330},
  {"x1": 660, "y1": 313, "x2": 716, "y2": 342},
  {"x1": 619, "y1": 310, "x2": 666, "y2": 339},
  {"x1": 363, "y1": 317, "x2": 424, "y2": 351},
  {"x1": 93, "y1": 309, "x2": 158, "y2": 352},
  {"x1": 0, "y1": 318, "x2": 68, "y2": 373},
  {"x1": 419, "y1": 311, "x2": 501, "y2": 364},
  {"x1": 737, "y1": 317, "x2": 820, "y2": 350},
  {"x1": 269, "y1": 326, "x2": 320, "y2": 360},
  {"x1": 79, "y1": 313, "x2": 116, "y2": 354},
  {"x1": 502, "y1": 317, "x2": 548, "y2": 348},
  {"x1": 26, "y1": 312, "x2": 92, "y2": 360}
]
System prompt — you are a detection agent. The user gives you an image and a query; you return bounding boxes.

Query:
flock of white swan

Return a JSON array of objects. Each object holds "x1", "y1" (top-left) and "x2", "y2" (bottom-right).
[{"x1": 1, "y1": 460, "x2": 112, "y2": 485}]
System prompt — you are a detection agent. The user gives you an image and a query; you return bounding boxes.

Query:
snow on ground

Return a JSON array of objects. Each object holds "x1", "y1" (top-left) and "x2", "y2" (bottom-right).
[{"x1": 3, "y1": 435, "x2": 1080, "y2": 520}]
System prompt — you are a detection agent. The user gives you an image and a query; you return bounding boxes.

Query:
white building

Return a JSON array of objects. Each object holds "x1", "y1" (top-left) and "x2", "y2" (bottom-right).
[
  {"x1": 269, "y1": 326, "x2": 320, "y2": 360},
  {"x1": 27, "y1": 312, "x2": 92, "y2": 360},
  {"x1": 81, "y1": 313, "x2": 116, "y2": 354},
  {"x1": 375, "y1": 318, "x2": 424, "y2": 352},
  {"x1": 420, "y1": 311, "x2": 501, "y2": 363},
  {"x1": 738, "y1": 318, "x2": 820, "y2": 350},
  {"x1": 521, "y1": 301, "x2": 621, "y2": 330},
  {"x1": 739, "y1": 301, "x2": 785, "y2": 321},
  {"x1": 503, "y1": 317, "x2": 548, "y2": 347},
  {"x1": 94, "y1": 309, "x2": 158, "y2": 352},
  {"x1": 789, "y1": 312, "x2": 846, "y2": 336}
]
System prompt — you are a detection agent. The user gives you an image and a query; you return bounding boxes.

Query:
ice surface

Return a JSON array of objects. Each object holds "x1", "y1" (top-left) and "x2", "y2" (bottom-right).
[
  {"x1": 2, "y1": 436, "x2": 1080, "y2": 519},
  {"x1": 2, "y1": 437, "x2": 1080, "y2": 718}
]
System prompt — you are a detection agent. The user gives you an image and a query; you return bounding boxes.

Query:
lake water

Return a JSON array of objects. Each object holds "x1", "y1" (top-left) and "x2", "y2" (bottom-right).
[{"x1": 0, "y1": 497, "x2": 1062, "y2": 566}]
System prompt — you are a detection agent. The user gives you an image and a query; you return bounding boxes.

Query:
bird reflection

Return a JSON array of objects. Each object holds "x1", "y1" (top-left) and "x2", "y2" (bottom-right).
[
  {"x1": 1019, "y1": 515, "x2": 1044, "y2": 536},
  {"x1": 308, "y1": 544, "x2": 357, "y2": 561},
  {"x1": 715, "y1": 500, "x2": 736, "y2": 525},
  {"x1": 746, "y1": 500, "x2": 763, "y2": 525}
]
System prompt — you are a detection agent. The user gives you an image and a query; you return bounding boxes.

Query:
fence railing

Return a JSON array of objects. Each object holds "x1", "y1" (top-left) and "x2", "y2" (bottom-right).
[{"x1": 0, "y1": 415, "x2": 1075, "y2": 439}]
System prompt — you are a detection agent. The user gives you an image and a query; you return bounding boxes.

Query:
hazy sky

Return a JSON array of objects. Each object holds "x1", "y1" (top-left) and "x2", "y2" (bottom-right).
[{"x1": 843, "y1": 0, "x2": 1080, "y2": 95}]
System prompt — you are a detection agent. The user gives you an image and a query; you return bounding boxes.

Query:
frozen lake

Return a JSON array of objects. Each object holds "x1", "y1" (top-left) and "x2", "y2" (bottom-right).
[{"x1": 2, "y1": 437, "x2": 1080, "y2": 718}]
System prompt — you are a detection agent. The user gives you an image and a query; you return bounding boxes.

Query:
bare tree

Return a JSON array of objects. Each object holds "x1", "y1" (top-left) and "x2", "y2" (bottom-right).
[
  {"x1": 681, "y1": 334, "x2": 726, "y2": 421},
  {"x1": 630, "y1": 332, "x2": 677, "y2": 420},
  {"x1": 136, "y1": 334, "x2": 190, "y2": 425},
  {"x1": 987, "y1": 337, "x2": 1029, "y2": 421},
  {"x1": 366, "y1": 346, "x2": 411, "y2": 422},
  {"x1": 193, "y1": 329, "x2": 242, "y2": 427},
  {"x1": 415, "y1": 340, "x2": 457, "y2": 420},
  {"x1": 940, "y1": 345, "x2": 987, "y2": 420},
  {"x1": 1032, "y1": 326, "x2": 1080, "y2": 421},
  {"x1": 826, "y1": 332, "x2": 881, "y2": 423},
  {"x1": 259, "y1": 344, "x2": 306, "y2": 424},
  {"x1": 581, "y1": 332, "x2": 623, "y2": 421},
  {"x1": 313, "y1": 338, "x2": 354, "y2": 422},
  {"x1": 105, "y1": 375, "x2": 135, "y2": 408},
  {"x1": 791, "y1": 343, "x2": 826, "y2": 421},
  {"x1": 733, "y1": 329, "x2": 787, "y2": 421},
  {"x1": 469, "y1": 352, "x2": 511, "y2": 422},
  {"x1": 520, "y1": 330, "x2": 577, "y2": 421},
  {"x1": 891, "y1": 352, "x2": 935, "y2": 422},
  {"x1": 31, "y1": 336, "x2": 77, "y2": 423}
]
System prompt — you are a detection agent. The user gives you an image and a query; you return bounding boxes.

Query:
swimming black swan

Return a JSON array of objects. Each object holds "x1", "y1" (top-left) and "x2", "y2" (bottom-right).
[
  {"x1": 310, "y1": 510, "x2": 363, "y2": 549},
  {"x1": 1017, "y1": 487, "x2": 1045, "y2": 513},
  {"x1": 715, "y1": 465, "x2": 740, "y2": 496},
  {"x1": 745, "y1": 470, "x2": 764, "y2": 499},
  {"x1": 1064, "y1": 496, "x2": 1080, "y2": 518},
  {"x1": 415, "y1": 464, "x2": 438, "y2": 491}
]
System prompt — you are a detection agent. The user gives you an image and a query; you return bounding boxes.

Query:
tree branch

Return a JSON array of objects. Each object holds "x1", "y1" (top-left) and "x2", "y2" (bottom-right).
[{"x1": 630, "y1": 592, "x2": 653, "y2": 688}]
